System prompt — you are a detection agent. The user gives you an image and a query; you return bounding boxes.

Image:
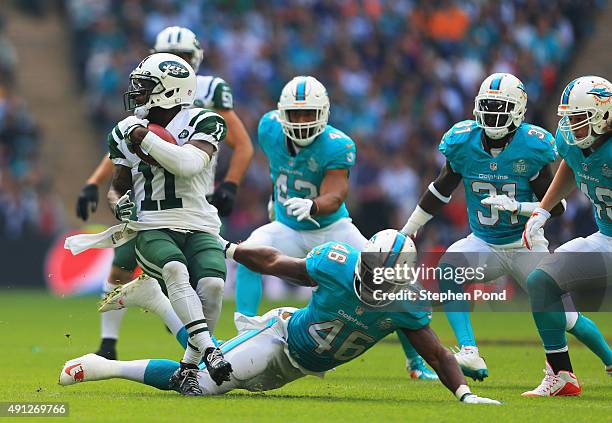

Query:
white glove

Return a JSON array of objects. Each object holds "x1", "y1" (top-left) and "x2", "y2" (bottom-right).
[
  {"x1": 114, "y1": 190, "x2": 135, "y2": 222},
  {"x1": 522, "y1": 207, "x2": 551, "y2": 250},
  {"x1": 284, "y1": 197, "x2": 320, "y2": 228},
  {"x1": 121, "y1": 116, "x2": 149, "y2": 150},
  {"x1": 461, "y1": 394, "x2": 502, "y2": 405},
  {"x1": 267, "y1": 196, "x2": 275, "y2": 222},
  {"x1": 481, "y1": 194, "x2": 518, "y2": 213}
]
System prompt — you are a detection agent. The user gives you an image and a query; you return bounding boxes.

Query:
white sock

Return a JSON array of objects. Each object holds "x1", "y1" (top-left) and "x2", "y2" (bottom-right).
[
  {"x1": 137, "y1": 276, "x2": 184, "y2": 336},
  {"x1": 162, "y1": 261, "x2": 213, "y2": 364},
  {"x1": 196, "y1": 277, "x2": 225, "y2": 334},
  {"x1": 100, "y1": 280, "x2": 127, "y2": 339},
  {"x1": 115, "y1": 359, "x2": 150, "y2": 382}
]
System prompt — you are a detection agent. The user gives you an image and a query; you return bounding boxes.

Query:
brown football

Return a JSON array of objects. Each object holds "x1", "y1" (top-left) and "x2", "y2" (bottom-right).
[{"x1": 134, "y1": 123, "x2": 177, "y2": 166}]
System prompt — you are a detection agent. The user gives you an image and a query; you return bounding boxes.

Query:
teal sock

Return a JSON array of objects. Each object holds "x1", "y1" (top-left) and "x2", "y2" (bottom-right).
[
  {"x1": 569, "y1": 314, "x2": 612, "y2": 366},
  {"x1": 176, "y1": 327, "x2": 188, "y2": 349},
  {"x1": 438, "y1": 264, "x2": 476, "y2": 348},
  {"x1": 235, "y1": 264, "x2": 263, "y2": 317},
  {"x1": 526, "y1": 269, "x2": 568, "y2": 351},
  {"x1": 143, "y1": 359, "x2": 180, "y2": 390},
  {"x1": 397, "y1": 330, "x2": 420, "y2": 363}
]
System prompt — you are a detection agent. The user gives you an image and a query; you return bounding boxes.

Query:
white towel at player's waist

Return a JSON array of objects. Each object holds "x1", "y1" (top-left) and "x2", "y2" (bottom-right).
[{"x1": 64, "y1": 221, "x2": 216, "y2": 255}]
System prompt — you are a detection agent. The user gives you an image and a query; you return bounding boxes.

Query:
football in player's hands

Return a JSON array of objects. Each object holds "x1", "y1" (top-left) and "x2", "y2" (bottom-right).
[{"x1": 134, "y1": 123, "x2": 177, "y2": 166}]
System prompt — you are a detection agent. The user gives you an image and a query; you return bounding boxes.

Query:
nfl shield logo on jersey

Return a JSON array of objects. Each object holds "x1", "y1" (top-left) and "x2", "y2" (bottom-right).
[
  {"x1": 376, "y1": 318, "x2": 393, "y2": 331},
  {"x1": 307, "y1": 157, "x2": 319, "y2": 172},
  {"x1": 582, "y1": 163, "x2": 589, "y2": 172},
  {"x1": 490, "y1": 162, "x2": 498, "y2": 171},
  {"x1": 513, "y1": 159, "x2": 528, "y2": 174},
  {"x1": 355, "y1": 306, "x2": 364, "y2": 316},
  {"x1": 602, "y1": 164, "x2": 612, "y2": 178}
]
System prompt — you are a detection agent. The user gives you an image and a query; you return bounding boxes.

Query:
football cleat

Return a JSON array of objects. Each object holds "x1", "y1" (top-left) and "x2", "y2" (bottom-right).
[
  {"x1": 59, "y1": 353, "x2": 111, "y2": 386},
  {"x1": 203, "y1": 347, "x2": 233, "y2": 386},
  {"x1": 98, "y1": 275, "x2": 164, "y2": 312},
  {"x1": 453, "y1": 346, "x2": 488, "y2": 381},
  {"x1": 521, "y1": 362, "x2": 581, "y2": 397},
  {"x1": 169, "y1": 363, "x2": 203, "y2": 396},
  {"x1": 407, "y1": 358, "x2": 439, "y2": 381},
  {"x1": 606, "y1": 364, "x2": 611, "y2": 377}
]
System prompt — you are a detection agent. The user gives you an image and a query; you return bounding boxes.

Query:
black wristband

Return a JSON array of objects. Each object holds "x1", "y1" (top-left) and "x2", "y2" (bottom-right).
[
  {"x1": 310, "y1": 199, "x2": 319, "y2": 216},
  {"x1": 460, "y1": 393, "x2": 474, "y2": 402},
  {"x1": 220, "y1": 181, "x2": 238, "y2": 194}
]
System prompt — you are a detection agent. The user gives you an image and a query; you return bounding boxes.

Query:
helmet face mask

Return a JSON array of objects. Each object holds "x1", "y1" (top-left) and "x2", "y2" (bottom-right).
[
  {"x1": 557, "y1": 76, "x2": 612, "y2": 149},
  {"x1": 278, "y1": 76, "x2": 330, "y2": 147},
  {"x1": 123, "y1": 76, "x2": 164, "y2": 111},
  {"x1": 280, "y1": 108, "x2": 327, "y2": 146},
  {"x1": 353, "y1": 230, "x2": 418, "y2": 308},
  {"x1": 474, "y1": 73, "x2": 527, "y2": 140}
]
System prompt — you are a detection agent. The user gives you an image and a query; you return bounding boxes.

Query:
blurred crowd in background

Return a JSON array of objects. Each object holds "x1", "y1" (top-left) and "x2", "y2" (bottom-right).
[
  {"x1": 2, "y1": 0, "x2": 603, "y2": 248},
  {"x1": 0, "y1": 13, "x2": 65, "y2": 239}
]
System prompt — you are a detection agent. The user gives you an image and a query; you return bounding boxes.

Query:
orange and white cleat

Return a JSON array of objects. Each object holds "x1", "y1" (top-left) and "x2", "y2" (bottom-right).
[
  {"x1": 522, "y1": 362, "x2": 581, "y2": 397},
  {"x1": 59, "y1": 353, "x2": 112, "y2": 386}
]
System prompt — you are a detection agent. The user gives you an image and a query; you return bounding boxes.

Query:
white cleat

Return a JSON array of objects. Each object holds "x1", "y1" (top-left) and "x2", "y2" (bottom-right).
[
  {"x1": 98, "y1": 275, "x2": 164, "y2": 312},
  {"x1": 59, "y1": 353, "x2": 112, "y2": 386},
  {"x1": 521, "y1": 362, "x2": 581, "y2": 397},
  {"x1": 453, "y1": 346, "x2": 488, "y2": 381}
]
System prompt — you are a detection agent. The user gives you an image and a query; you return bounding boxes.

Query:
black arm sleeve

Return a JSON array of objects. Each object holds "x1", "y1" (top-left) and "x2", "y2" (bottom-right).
[
  {"x1": 529, "y1": 164, "x2": 565, "y2": 217},
  {"x1": 419, "y1": 161, "x2": 463, "y2": 215}
]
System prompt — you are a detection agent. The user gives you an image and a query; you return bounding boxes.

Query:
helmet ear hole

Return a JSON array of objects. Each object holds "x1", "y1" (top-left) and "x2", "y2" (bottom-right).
[{"x1": 165, "y1": 89, "x2": 176, "y2": 98}]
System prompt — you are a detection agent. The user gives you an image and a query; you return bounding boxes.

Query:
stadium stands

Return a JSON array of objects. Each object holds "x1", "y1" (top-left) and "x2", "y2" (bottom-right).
[
  {"x1": 62, "y1": 0, "x2": 600, "y2": 247},
  {"x1": 0, "y1": 14, "x2": 64, "y2": 239}
]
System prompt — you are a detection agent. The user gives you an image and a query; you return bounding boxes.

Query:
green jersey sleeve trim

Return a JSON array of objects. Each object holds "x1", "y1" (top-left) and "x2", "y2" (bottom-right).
[
  {"x1": 108, "y1": 126, "x2": 126, "y2": 160},
  {"x1": 190, "y1": 112, "x2": 228, "y2": 147}
]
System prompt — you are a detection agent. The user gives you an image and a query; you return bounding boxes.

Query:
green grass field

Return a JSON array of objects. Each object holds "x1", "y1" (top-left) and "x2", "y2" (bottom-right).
[{"x1": 0, "y1": 290, "x2": 610, "y2": 422}]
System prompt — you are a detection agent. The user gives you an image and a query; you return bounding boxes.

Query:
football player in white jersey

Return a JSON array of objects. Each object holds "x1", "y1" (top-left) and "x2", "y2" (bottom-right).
[
  {"x1": 75, "y1": 26, "x2": 252, "y2": 361},
  {"x1": 105, "y1": 52, "x2": 233, "y2": 395}
]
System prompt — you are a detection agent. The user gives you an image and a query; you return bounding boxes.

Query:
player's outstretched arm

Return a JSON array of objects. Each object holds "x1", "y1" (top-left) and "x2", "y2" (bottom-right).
[
  {"x1": 401, "y1": 161, "x2": 462, "y2": 236},
  {"x1": 216, "y1": 109, "x2": 254, "y2": 186},
  {"x1": 209, "y1": 110, "x2": 253, "y2": 216},
  {"x1": 401, "y1": 326, "x2": 500, "y2": 404},
  {"x1": 76, "y1": 156, "x2": 114, "y2": 220},
  {"x1": 88, "y1": 155, "x2": 115, "y2": 186},
  {"x1": 228, "y1": 243, "x2": 314, "y2": 287}
]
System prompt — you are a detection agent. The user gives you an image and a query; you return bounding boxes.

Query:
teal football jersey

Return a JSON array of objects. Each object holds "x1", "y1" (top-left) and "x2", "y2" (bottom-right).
[
  {"x1": 286, "y1": 242, "x2": 431, "y2": 373},
  {"x1": 258, "y1": 111, "x2": 356, "y2": 230},
  {"x1": 555, "y1": 129, "x2": 612, "y2": 236},
  {"x1": 439, "y1": 120, "x2": 557, "y2": 244}
]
